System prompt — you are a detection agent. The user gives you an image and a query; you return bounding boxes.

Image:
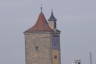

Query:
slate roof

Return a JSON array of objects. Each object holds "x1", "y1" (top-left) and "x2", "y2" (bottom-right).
[
  {"x1": 48, "y1": 11, "x2": 57, "y2": 21},
  {"x1": 24, "y1": 12, "x2": 54, "y2": 33}
]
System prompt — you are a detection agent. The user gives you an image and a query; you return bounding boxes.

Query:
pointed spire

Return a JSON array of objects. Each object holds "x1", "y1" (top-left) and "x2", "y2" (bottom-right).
[
  {"x1": 48, "y1": 10, "x2": 57, "y2": 21},
  {"x1": 24, "y1": 11, "x2": 53, "y2": 33}
]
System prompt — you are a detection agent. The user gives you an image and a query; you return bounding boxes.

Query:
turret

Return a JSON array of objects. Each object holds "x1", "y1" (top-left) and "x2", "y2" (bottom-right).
[{"x1": 48, "y1": 11, "x2": 57, "y2": 29}]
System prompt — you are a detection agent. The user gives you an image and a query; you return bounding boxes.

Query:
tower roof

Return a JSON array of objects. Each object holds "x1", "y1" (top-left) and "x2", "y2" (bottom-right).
[
  {"x1": 48, "y1": 11, "x2": 57, "y2": 21},
  {"x1": 24, "y1": 12, "x2": 54, "y2": 33}
]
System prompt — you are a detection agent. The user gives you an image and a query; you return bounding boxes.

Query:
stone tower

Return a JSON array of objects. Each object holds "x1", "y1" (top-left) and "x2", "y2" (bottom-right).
[{"x1": 24, "y1": 10, "x2": 61, "y2": 64}]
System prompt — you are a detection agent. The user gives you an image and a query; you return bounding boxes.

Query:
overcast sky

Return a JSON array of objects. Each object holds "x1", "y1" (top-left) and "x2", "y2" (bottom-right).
[{"x1": 0, "y1": 0, "x2": 96, "y2": 64}]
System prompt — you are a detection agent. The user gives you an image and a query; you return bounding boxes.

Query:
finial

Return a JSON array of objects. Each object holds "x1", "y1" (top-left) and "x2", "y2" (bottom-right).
[
  {"x1": 40, "y1": 0, "x2": 43, "y2": 12},
  {"x1": 51, "y1": 9, "x2": 53, "y2": 14},
  {"x1": 40, "y1": 6, "x2": 43, "y2": 12},
  {"x1": 51, "y1": 9, "x2": 55, "y2": 17}
]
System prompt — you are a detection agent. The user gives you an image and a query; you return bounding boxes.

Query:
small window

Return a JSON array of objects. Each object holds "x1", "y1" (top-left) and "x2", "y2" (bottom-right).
[
  {"x1": 35, "y1": 46, "x2": 39, "y2": 51},
  {"x1": 78, "y1": 62, "x2": 80, "y2": 64},
  {"x1": 54, "y1": 55, "x2": 57, "y2": 59}
]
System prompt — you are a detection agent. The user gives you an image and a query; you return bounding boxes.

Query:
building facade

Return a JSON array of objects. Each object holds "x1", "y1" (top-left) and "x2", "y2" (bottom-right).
[
  {"x1": 72, "y1": 59, "x2": 81, "y2": 64},
  {"x1": 24, "y1": 10, "x2": 61, "y2": 64}
]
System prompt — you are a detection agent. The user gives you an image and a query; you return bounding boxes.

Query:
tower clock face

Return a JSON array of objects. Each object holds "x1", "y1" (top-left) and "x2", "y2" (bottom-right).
[{"x1": 52, "y1": 36, "x2": 60, "y2": 50}]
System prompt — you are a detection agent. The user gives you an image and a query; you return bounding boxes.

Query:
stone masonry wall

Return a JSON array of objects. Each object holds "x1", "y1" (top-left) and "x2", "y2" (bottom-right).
[{"x1": 25, "y1": 33, "x2": 52, "y2": 64}]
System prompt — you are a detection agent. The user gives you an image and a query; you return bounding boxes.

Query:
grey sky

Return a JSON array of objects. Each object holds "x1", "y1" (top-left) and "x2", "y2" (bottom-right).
[{"x1": 0, "y1": 0, "x2": 96, "y2": 64}]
